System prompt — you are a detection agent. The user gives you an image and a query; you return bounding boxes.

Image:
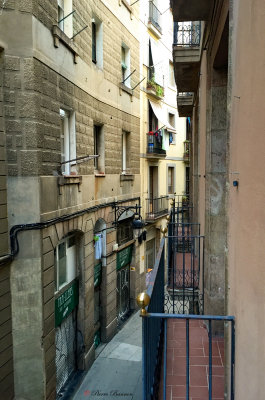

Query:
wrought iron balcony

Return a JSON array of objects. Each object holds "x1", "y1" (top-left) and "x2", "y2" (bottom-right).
[
  {"x1": 148, "y1": 1, "x2": 162, "y2": 35},
  {"x1": 145, "y1": 196, "x2": 169, "y2": 221},
  {"x1": 174, "y1": 22, "x2": 201, "y2": 46},
  {"x1": 146, "y1": 132, "x2": 166, "y2": 158},
  {"x1": 138, "y1": 203, "x2": 236, "y2": 400},
  {"x1": 173, "y1": 22, "x2": 201, "y2": 92}
]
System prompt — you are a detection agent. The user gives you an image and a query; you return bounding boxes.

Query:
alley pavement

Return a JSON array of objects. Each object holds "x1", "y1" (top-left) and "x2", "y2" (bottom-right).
[{"x1": 72, "y1": 311, "x2": 143, "y2": 400}]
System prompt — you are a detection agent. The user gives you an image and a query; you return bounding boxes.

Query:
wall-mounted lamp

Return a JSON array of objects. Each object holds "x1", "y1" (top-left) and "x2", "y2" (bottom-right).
[
  {"x1": 233, "y1": 180, "x2": 239, "y2": 188},
  {"x1": 132, "y1": 214, "x2": 145, "y2": 243}
]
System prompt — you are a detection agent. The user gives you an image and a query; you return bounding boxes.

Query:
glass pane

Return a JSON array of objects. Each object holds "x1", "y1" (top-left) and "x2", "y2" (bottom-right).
[{"x1": 58, "y1": 242, "x2": 67, "y2": 288}]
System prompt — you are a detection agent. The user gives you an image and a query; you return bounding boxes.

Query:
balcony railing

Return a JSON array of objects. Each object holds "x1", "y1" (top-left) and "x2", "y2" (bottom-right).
[
  {"x1": 173, "y1": 21, "x2": 201, "y2": 46},
  {"x1": 148, "y1": 1, "x2": 162, "y2": 33},
  {"x1": 146, "y1": 79, "x2": 164, "y2": 99},
  {"x1": 139, "y1": 202, "x2": 236, "y2": 400},
  {"x1": 146, "y1": 132, "x2": 166, "y2": 156},
  {"x1": 145, "y1": 196, "x2": 169, "y2": 221}
]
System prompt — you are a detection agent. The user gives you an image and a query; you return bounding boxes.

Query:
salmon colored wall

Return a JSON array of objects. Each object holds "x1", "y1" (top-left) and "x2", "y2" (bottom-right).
[{"x1": 228, "y1": 0, "x2": 265, "y2": 398}]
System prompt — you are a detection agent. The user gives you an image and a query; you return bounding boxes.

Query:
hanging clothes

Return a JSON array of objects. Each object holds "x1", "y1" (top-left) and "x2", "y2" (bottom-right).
[
  {"x1": 162, "y1": 129, "x2": 169, "y2": 151},
  {"x1": 94, "y1": 234, "x2": 102, "y2": 259}
]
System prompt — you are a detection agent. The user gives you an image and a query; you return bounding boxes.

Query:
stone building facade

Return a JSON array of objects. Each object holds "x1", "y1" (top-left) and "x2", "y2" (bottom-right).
[{"x1": 0, "y1": 0, "x2": 143, "y2": 398}]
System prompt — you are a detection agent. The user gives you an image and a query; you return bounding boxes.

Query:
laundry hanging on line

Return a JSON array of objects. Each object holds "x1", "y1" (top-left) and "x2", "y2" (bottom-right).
[{"x1": 94, "y1": 233, "x2": 103, "y2": 259}]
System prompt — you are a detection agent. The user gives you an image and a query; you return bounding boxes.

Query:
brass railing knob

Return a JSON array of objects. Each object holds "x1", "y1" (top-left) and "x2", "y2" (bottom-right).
[
  {"x1": 136, "y1": 292, "x2": 150, "y2": 316},
  {"x1": 166, "y1": 214, "x2": 170, "y2": 222},
  {"x1": 161, "y1": 226, "x2": 168, "y2": 237}
]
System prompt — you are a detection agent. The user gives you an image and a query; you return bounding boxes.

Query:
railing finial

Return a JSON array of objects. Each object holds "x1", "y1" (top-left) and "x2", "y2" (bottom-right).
[
  {"x1": 136, "y1": 292, "x2": 150, "y2": 316},
  {"x1": 161, "y1": 226, "x2": 168, "y2": 237}
]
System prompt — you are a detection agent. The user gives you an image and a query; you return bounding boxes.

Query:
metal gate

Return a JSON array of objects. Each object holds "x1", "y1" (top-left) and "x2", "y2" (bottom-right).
[
  {"x1": 55, "y1": 309, "x2": 77, "y2": 397},
  {"x1": 117, "y1": 265, "x2": 130, "y2": 322}
]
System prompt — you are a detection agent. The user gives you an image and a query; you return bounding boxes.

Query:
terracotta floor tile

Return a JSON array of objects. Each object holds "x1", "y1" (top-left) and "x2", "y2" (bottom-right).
[
  {"x1": 174, "y1": 347, "x2": 186, "y2": 357},
  {"x1": 190, "y1": 366, "x2": 208, "y2": 387},
  {"x1": 190, "y1": 385, "x2": 209, "y2": 397},
  {"x1": 212, "y1": 376, "x2": 224, "y2": 398},
  {"x1": 207, "y1": 366, "x2": 225, "y2": 377},
  {"x1": 171, "y1": 385, "x2": 186, "y2": 397},
  {"x1": 190, "y1": 356, "x2": 222, "y2": 366},
  {"x1": 172, "y1": 357, "x2": 187, "y2": 375}
]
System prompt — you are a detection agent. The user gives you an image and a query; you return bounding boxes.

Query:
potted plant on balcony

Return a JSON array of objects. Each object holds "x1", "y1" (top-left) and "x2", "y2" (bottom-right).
[
  {"x1": 182, "y1": 195, "x2": 189, "y2": 207},
  {"x1": 147, "y1": 75, "x2": 164, "y2": 98}
]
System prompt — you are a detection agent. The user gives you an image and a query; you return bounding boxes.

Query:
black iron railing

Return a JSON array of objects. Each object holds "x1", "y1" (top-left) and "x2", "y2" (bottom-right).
[
  {"x1": 143, "y1": 313, "x2": 235, "y2": 400},
  {"x1": 148, "y1": 1, "x2": 162, "y2": 33},
  {"x1": 145, "y1": 196, "x2": 168, "y2": 220},
  {"x1": 140, "y1": 202, "x2": 236, "y2": 400},
  {"x1": 147, "y1": 132, "x2": 166, "y2": 155},
  {"x1": 142, "y1": 238, "x2": 165, "y2": 400},
  {"x1": 173, "y1": 21, "x2": 201, "y2": 46}
]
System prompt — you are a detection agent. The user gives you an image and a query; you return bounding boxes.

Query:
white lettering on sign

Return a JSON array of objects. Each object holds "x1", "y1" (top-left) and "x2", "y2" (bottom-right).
[{"x1": 57, "y1": 286, "x2": 74, "y2": 308}]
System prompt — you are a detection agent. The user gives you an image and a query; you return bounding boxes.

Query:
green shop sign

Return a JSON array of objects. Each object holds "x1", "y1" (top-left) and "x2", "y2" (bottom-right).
[
  {"x1": 55, "y1": 280, "x2": 79, "y2": 327},
  {"x1": 116, "y1": 245, "x2": 133, "y2": 271},
  {"x1": 94, "y1": 262, "x2": 102, "y2": 287}
]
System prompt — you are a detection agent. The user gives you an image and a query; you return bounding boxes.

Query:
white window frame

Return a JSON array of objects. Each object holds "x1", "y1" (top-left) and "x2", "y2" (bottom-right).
[
  {"x1": 92, "y1": 16, "x2": 103, "y2": 69},
  {"x1": 60, "y1": 108, "x2": 76, "y2": 175},
  {"x1": 167, "y1": 164, "x2": 176, "y2": 196},
  {"x1": 55, "y1": 235, "x2": 77, "y2": 293},
  {"x1": 168, "y1": 112, "x2": 176, "y2": 144},
  {"x1": 57, "y1": 0, "x2": 73, "y2": 38},
  {"x1": 122, "y1": 131, "x2": 130, "y2": 174},
  {"x1": 94, "y1": 124, "x2": 105, "y2": 174},
  {"x1": 145, "y1": 238, "x2": 156, "y2": 271},
  {"x1": 121, "y1": 43, "x2": 131, "y2": 87}
]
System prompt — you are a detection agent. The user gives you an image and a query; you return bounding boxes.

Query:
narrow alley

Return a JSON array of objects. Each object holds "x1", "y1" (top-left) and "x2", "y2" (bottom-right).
[{"x1": 72, "y1": 312, "x2": 142, "y2": 400}]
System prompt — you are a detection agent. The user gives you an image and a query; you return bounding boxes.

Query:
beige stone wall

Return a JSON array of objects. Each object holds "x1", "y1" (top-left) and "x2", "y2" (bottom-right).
[
  {"x1": 0, "y1": 264, "x2": 14, "y2": 400},
  {"x1": 2, "y1": 57, "x2": 140, "y2": 177},
  {"x1": 41, "y1": 203, "x2": 141, "y2": 399},
  {"x1": 0, "y1": 51, "x2": 14, "y2": 400},
  {"x1": 0, "y1": 52, "x2": 8, "y2": 255}
]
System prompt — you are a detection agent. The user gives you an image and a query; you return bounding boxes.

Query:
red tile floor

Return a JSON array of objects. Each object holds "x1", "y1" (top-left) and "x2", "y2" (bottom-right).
[{"x1": 159, "y1": 319, "x2": 225, "y2": 400}]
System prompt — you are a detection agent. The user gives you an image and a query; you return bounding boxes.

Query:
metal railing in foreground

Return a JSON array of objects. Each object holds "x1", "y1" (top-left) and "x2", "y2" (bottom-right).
[
  {"x1": 149, "y1": 313, "x2": 235, "y2": 400},
  {"x1": 138, "y1": 233, "x2": 235, "y2": 400},
  {"x1": 140, "y1": 237, "x2": 165, "y2": 400}
]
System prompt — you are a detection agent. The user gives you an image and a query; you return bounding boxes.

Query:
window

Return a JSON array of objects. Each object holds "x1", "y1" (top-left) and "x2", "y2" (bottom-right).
[
  {"x1": 121, "y1": 44, "x2": 130, "y2": 87},
  {"x1": 145, "y1": 238, "x2": 156, "y2": 271},
  {"x1": 169, "y1": 62, "x2": 175, "y2": 87},
  {"x1": 57, "y1": 0, "x2": 73, "y2": 37},
  {"x1": 122, "y1": 131, "x2": 130, "y2": 173},
  {"x1": 167, "y1": 166, "x2": 175, "y2": 195},
  {"x1": 148, "y1": 40, "x2": 154, "y2": 81},
  {"x1": 117, "y1": 219, "x2": 133, "y2": 246},
  {"x1": 168, "y1": 113, "x2": 176, "y2": 144},
  {"x1": 92, "y1": 22, "x2": 96, "y2": 63},
  {"x1": 94, "y1": 125, "x2": 105, "y2": 174},
  {"x1": 92, "y1": 16, "x2": 103, "y2": 68},
  {"x1": 55, "y1": 235, "x2": 77, "y2": 292},
  {"x1": 185, "y1": 166, "x2": 190, "y2": 196},
  {"x1": 60, "y1": 108, "x2": 76, "y2": 175}
]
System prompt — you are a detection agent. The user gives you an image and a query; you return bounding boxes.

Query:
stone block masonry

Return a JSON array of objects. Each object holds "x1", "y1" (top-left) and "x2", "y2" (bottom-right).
[{"x1": 2, "y1": 56, "x2": 140, "y2": 177}]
